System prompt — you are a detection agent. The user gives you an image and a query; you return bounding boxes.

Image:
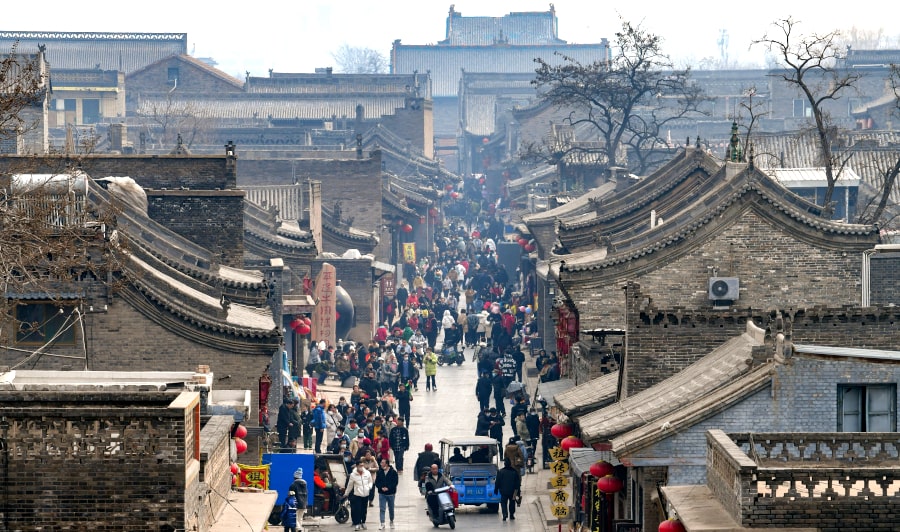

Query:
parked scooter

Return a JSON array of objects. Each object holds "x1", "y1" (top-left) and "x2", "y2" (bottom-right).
[{"x1": 425, "y1": 484, "x2": 457, "y2": 529}]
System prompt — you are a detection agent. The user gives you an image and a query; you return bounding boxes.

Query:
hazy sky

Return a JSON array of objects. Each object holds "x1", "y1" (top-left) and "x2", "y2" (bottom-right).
[{"x1": 7, "y1": 0, "x2": 893, "y2": 78}]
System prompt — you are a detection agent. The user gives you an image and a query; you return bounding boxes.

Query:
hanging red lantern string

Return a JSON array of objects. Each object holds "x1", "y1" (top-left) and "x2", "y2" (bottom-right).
[
  {"x1": 233, "y1": 424, "x2": 248, "y2": 439},
  {"x1": 550, "y1": 423, "x2": 573, "y2": 439},
  {"x1": 596, "y1": 474, "x2": 623, "y2": 494},
  {"x1": 589, "y1": 460, "x2": 614, "y2": 479},
  {"x1": 658, "y1": 518, "x2": 686, "y2": 532},
  {"x1": 560, "y1": 435, "x2": 584, "y2": 451},
  {"x1": 234, "y1": 437, "x2": 248, "y2": 454},
  {"x1": 402, "y1": 224, "x2": 414, "y2": 233}
]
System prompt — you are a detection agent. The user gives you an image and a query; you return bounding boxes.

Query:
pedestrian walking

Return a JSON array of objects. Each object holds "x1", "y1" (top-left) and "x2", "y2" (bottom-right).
[
  {"x1": 423, "y1": 349, "x2": 438, "y2": 391},
  {"x1": 348, "y1": 461, "x2": 374, "y2": 530},
  {"x1": 312, "y1": 399, "x2": 327, "y2": 454},
  {"x1": 475, "y1": 372, "x2": 492, "y2": 412},
  {"x1": 288, "y1": 468, "x2": 308, "y2": 528},
  {"x1": 280, "y1": 491, "x2": 299, "y2": 532},
  {"x1": 388, "y1": 417, "x2": 410, "y2": 473},
  {"x1": 374, "y1": 458, "x2": 398, "y2": 530},
  {"x1": 494, "y1": 459, "x2": 521, "y2": 521}
]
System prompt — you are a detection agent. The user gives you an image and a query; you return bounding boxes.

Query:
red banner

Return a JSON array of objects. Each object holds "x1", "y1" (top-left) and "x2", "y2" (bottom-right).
[{"x1": 312, "y1": 263, "x2": 336, "y2": 346}]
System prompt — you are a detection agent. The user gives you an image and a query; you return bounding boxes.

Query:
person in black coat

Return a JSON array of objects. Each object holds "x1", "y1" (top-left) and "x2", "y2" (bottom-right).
[
  {"x1": 494, "y1": 459, "x2": 521, "y2": 521},
  {"x1": 475, "y1": 372, "x2": 493, "y2": 412},
  {"x1": 491, "y1": 370, "x2": 507, "y2": 416},
  {"x1": 374, "y1": 458, "x2": 399, "y2": 528},
  {"x1": 486, "y1": 408, "x2": 505, "y2": 459},
  {"x1": 388, "y1": 417, "x2": 410, "y2": 473}
]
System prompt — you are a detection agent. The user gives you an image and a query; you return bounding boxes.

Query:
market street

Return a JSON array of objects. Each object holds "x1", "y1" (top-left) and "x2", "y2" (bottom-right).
[{"x1": 311, "y1": 344, "x2": 551, "y2": 532}]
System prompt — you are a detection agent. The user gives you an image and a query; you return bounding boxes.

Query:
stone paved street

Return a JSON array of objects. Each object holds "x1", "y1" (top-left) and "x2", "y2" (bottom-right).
[{"x1": 310, "y1": 343, "x2": 554, "y2": 532}]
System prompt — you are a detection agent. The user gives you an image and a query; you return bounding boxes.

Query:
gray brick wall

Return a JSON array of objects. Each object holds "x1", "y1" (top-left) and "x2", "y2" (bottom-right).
[
  {"x1": 626, "y1": 353, "x2": 900, "y2": 489},
  {"x1": 0, "y1": 391, "x2": 197, "y2": 530}
]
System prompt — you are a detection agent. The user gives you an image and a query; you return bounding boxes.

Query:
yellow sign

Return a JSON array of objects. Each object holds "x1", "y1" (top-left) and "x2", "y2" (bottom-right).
[
  {"x1": 551, "y1": 489, "x2": 570, "y2": 503},
  {"x1": 550, "y1": 504, "x2": 569, "y2": 518},
  {"x1": 403, "y1": 243, "x2": 416, "y2": 263},
  {"x1": 549, "y1": 475, "x2": 569, "y2": 488},
  {"x1": 550, "y1": 461, "x2": 569, "y2": 475},
  {"x1": 236, "y1": 463, "x2": 270, "y2": 489},
  {"x1": 549, "y1": 447, "x2": 568, "y2": 461}
]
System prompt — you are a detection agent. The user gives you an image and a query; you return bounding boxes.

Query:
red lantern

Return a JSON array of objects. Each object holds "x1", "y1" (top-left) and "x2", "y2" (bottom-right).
[
  {"x1": 402, "y1": 224, "x2": 413, "y2": 233},
  {"x1": 450, "y1": 192, "x2": 459, "y2": 199},
  {"x1": 550, "y1": 423, "x2": 573, "y2": 439},
  {"x1": 297, "y1": 323, "x2": 311, "y2": 335},
  {"x1": 560, "y1": 435, "x2": 584, "y2": 451},
  {"x1": 230, "y1": 463, "x2": 240, "y2": 475},
  {"x1": 429, "y1": 207, "x2": 439, "y2": 217},
  {"x1": 445, "y1": 184, "x2": 454, "y2": 191},
  {"x1": 596, "y1": 474, "x2": 623, "y2": 494},
  {"x1": 517, "y1": 238, "x2": 528, "y2": 247},
  {"x1": 234, "y1": 424, "x2": 248, "y2": 439},
  {"x1": 303, "y1": 317, "x2": 311, "y2": 326},
  {"x1": 289, "y1": 318, "x2": 303, "y2": 331},
  {"x1": 524, "y1": 244, "x2": 535, "y2": 252},
  {"x1": 589, "y1": 461, "x2": 614, "y2": 479},
  {"x1": 234, "y1": 437, "x2": 248, "y2": 454},
  {"x1": 658, "y1": 518, "x2": 687, "y2": 532}
]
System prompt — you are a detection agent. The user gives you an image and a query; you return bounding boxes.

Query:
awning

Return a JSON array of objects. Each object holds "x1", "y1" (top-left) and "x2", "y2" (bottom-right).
[
  {"x1": 536, "y1": 378, "x2": 575, "y2": 408},
  {"x1": 208, "y1": 489, "x2": 278, "y2": 532},
  {"x1": 568, "y1": 448, "x2": 620, "y2": 477},
  {"x1": 283, "y1": 295, "x2": 316, "y2": 314}
]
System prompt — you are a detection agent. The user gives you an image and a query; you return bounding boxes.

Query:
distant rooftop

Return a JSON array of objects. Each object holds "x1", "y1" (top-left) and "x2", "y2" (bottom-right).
[{"x1": 440, "y1": 5, "x2": 565, "y2": 46}]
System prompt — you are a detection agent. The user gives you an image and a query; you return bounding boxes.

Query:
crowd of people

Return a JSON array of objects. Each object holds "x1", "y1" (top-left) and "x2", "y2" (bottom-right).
[{"x1": 273, "y1": 203, "x2": 572, "y2": 528}]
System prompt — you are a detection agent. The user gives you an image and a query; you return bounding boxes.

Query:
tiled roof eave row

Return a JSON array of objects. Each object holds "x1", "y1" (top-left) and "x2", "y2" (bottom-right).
[{"x1": 563, "y1": 183, "x2": 878, "y2": 273}]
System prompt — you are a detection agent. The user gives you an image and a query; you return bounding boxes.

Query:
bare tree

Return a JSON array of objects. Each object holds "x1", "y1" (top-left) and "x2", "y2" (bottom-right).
[
  {"x1": 0, "y1": 45, "x2": 126, "y2": 359},
  {"x1": 331, "y1": 44, "x2": 388, "y2": 74},
  {"x1": 135, "y1": 93, "x2": 211, "y2": 151},
  {"x1": 752, "y1": 17, "x2": 861, "y2": 217},
  {"x1": 526, "y1": 19, "x2": 707, "y2": 176},
  {"x1": 0, "y1": 43, "x2": 46, "y2": 152}
]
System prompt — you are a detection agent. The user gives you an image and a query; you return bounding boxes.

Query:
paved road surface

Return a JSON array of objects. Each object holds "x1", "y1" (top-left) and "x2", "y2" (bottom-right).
[{"x1": 309, "y1": 343, "x2": 548, "y2": 532}]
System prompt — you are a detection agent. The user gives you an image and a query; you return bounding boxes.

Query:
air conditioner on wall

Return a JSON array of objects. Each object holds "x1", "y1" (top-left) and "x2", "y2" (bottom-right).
[{"x1": 708, "y1": 277, "x2": 740, "y2": 300}]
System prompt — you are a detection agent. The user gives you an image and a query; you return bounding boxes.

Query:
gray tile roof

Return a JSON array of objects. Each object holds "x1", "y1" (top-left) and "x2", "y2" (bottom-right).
[
  {"x1": 134, "y1": 95, "x2": 408, "y2": 120},
  {"x1": 0, "y1": 31, "x2": 187, "y2": 74},
  {"x1": 554, "y1": 371, "x2": 619, "y2": 418},
  {"x1": 580, "y1": 327, "x2": 764, "y2": 444}
]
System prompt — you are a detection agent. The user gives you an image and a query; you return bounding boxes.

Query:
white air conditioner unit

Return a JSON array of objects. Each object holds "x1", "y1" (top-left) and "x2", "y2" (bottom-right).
[{"x1": 708, "y1": 277, "x2": 739, "y2": 300}]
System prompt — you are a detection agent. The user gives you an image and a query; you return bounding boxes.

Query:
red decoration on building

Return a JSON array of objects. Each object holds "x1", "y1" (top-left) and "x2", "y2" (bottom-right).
[
  {"x1": 550, "y1": 423, "x2": 573, "y2": 439},
  {"x1": 230, "y1": 463, "x2": 240, "y2": 475},
  {"x1": 524, "y1": 244, "x2": 535, "y2": 252},
  {"x1": 658, "y1": 518, "x2": 687, "y2": 532},
  {"x1": 234, "y1": 437, "x2": 248, "y2": 454},
  {"x1": 234, "y1": 424, "x2": 248, "y2": 439},
  {"x1": 596, "y1": 474, "x2": 623, "y2": 494},
  {"x1": 450, "y1": 192, "x2": 459, "y2": 199},
  {"x1": 445, "y1": 184, "x2": 454, "y2": 191},
  {"x1": 297, "y1": 323, "x2": 311, "y2": 336},
  {"x1": 560, "y1": 435, "x2": 584, "y2": 451},
  {"x1": 290, "y1": 318, "x2": 303, "y2": 331},
  {"x1": 402, "y1": 224, "x2": 413, "y2": 233},
  {"x1": 517, "y1": 238, "x2": 528, "y2": 247},
  {"x1": 589, "y1": 461, "x2": 614, "y2": 479}
]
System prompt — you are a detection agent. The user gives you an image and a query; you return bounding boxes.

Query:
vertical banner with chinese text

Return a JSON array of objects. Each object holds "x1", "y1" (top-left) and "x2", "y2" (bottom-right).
[{"x1": 312, "y1": 263, "x2": 337, "y2": 347}]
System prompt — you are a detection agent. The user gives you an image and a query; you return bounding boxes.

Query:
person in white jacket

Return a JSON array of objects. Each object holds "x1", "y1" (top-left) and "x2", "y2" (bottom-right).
[{"x1": 347, "y1": 460, "x2": 374, "y2": 530}]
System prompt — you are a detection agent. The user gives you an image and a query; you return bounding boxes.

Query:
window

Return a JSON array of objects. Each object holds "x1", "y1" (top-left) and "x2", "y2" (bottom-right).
[
  {"x1": 167, "y1": 67, "x2": 179, "y2": 84},
  {"x1": 838, "y1": 384, "x2": 896, "y2": 432},
  {"x1": 793, "y1": 98, "x2": 812, "y2": 118},
  {"x1": 15, "y1": 302, "x2": 76, "y2": 345},
  {"x1": 82, "y1": 99, "x2": 100, "y2": 124}
]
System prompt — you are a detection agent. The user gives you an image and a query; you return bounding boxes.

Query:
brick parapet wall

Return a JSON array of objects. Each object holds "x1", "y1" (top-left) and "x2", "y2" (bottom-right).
[{"x1": 0, "y1": 391, "x2": 192, "y2": 530}]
